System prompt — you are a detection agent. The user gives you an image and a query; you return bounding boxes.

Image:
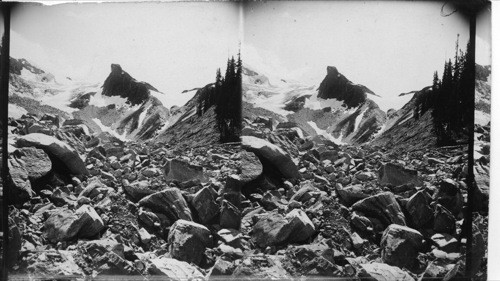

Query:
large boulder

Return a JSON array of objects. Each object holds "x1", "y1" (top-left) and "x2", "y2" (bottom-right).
[
  {"x1": 336, "y1": 184, "x2": 369, "y2": 207},
  {"x1": 44, "y1": 208, "x2": 81, "y2": 243},
  {"x1": 433, "y1": 204, "x2": 456, "y2": 235},
  {"x1": 222, "y1": 174, "x2": 242, "y2": 207},
  {"x1": 16, "y1": 133, "x2": 88, "y2": 175},
  {"x1": 252, "y1": 211, "x2": 293, "y2": 247},
  {"x1": 122, "y1": 180, "x2": 155, "y2": 202},
  {"x1": 167, "y1": 219, "x2": 213, "y2": 265},
  {"x1": 149, "y1": 257, "x2": 204, "y2": 278},
  {"x1": 434, "y1": 179, "x2": 463, "y2": 216},
  {"x1": 192, "y1": 187, "x2": 219, "y2": 224},
  {"x1": 405, "y1": 190, "x2": 433, "y2": 228},
  {"x1": 379, "y1": 163, "x2": 421, "y2": 187},
  {"x1": 11, "y1": 147, "x2": 52, "y2": 180},
  {"x1": 240, "y1": 151, "x2": 263, "y2": 183},
  {"x1": 8, "y1": 156, "x2": 35, "y2": 203},
  {"x1": 163, "y1": 158, "x2": 207, "y2": 183},
  {"x1": 74, "y1": 204, "x2": 105, "y2": 238},
  {"x1": 380, "y1": 224, "x2": 424, "y2": 269},
  {"x1": 44, "y1": 205, "x2": 104, "y2": 243},
  {"x1": 138, "y1": 188, "x2": 192, "y2": 223},
  {"x1": 285, "y1": 209, "x2": 316, "y2": 243},
  {"x1": 352, "y1": 192, "x2": 406, "y2": 227},
  {"x1": 359, "y1": 263, "x2": 414, "y2": 281},
  {"x1": 220, "y1": 199, "x2": 241, "y2": 230},
  {"x1": 242, "y1": 136, "x2": 299, "y2": 179}
]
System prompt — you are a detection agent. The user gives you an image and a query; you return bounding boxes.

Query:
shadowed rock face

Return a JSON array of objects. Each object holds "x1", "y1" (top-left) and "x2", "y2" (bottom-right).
[
  {"x1": 9, "y1": 57, "x2": 46, "y2": 76},
  {"x1": 102, "y1": 64, "x2": 159, "y2": 106},
  {"x1": 317, "y1": 66, "x2": 373, "y2": 108}
]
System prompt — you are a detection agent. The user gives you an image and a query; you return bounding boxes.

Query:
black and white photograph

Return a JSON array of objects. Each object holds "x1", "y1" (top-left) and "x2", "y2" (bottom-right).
[
  {"x1": 0, "y1": 0, "x2": 496, "y2": 280},
  {"x1": 241, "y1": 1, "x2": 491, "y2": 280},
  {"x1": 4, "y1": 2, "x2": 243, "y2": 279}
]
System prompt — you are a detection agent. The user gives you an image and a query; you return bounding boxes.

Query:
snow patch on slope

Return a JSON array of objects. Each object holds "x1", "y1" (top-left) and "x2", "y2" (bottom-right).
[
  {"x1": 138, "y1": 103, "x2": 152, "y2": 128},
  {"x1": 246, "y1": 89, "x2": 294, "y2": 116},
  {"x1": 39, "y1": 83, "x2": 89, "y2": 114},
  {"x1": 9, "y1": 104, "x2": 28, "y2": 119},
  {"x1": 20, "y1": 68, "x2": 41, "y2": 82},
  {"x1": 307, "y1": 121, "x2": 344, "y2": 145},
  {"x1": 89, "y1": 90, "x2": 135, "y2": 109},
  {"x1": 354, "y1": 108, "x2": 368, "y2": 133},
  {"x1": 92, "y1": 118, "x2": 128, "y2": 141},
  {"x1": 304, "y1": 94, "x2": 355, "y2": 114}
]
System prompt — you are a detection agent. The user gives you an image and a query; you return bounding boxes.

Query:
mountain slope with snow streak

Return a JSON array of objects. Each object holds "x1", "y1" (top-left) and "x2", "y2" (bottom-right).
[
  {"x1": 243, "y1": 64, "x2": 386, "y2": 145},
  {"x1": 8, "y1": 57, "x2": 199, "y2": 142}
]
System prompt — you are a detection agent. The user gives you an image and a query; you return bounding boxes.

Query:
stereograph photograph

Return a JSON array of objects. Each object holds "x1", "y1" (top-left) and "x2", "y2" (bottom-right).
[{"x1": 0, "y1": 0, "x2": 493, "y2": 280}]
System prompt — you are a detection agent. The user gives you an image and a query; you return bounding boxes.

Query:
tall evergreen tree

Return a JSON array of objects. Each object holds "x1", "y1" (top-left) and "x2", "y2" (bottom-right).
[
  {"x1": 197, "y1": 52, "x2": 242, "y2": 143},
  {"x1": 426, "y1": 39, "x2": 473, "y2": 145}
]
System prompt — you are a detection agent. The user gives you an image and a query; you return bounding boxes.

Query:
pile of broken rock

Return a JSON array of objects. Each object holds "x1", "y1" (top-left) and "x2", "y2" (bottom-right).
[{"x1": 3, "y1": 113, "x2": 490, "y2": 280}]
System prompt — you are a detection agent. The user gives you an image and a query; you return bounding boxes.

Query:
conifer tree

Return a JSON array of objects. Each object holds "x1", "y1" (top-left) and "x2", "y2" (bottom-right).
[{"x1": 426, "y1": 39, "x2": 473, "y2": 145}]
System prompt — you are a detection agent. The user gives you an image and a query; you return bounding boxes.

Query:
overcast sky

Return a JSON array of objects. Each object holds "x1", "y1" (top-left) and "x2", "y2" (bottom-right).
[
  {"x1": 10, "y1": 2, "x2": 240, "y2": 101},
  {"x1": 7, "y1": 1, "x2": 492, "y2": 111},
  {"x1": 244, "y1": 1, "x2": 491, "y2": 111}
]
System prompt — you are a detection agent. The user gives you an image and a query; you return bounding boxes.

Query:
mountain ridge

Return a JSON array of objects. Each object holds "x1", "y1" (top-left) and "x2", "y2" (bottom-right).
[
  {"x1": 243, "y1": 63, "x2": 386, "y2": 145},
  {"x1": 7, "y1": 57, "x2": 205, "y2": 143}
]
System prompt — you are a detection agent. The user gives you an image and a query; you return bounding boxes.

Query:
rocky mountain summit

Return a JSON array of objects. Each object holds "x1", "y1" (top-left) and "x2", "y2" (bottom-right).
[
  {"x1": 101, "y1": 64, "x2": 160, "y2": 106},
  {"x1": 7, "y1": 57, "x2": 209, "y2": 143},
  {"x1": 317, "y1": 66, "x2": 379, "y2": 108}
]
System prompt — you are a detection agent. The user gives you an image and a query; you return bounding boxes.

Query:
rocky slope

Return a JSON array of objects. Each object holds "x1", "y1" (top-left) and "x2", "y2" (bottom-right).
[
  {"x1": 239, "y1": 115, "x2": 489, "y2": 280},
  {"x1": 3, "y1": 58, "x2": 490, "y2": 280},
  {"x1": 154, "y1": 83, "x2": 222, "y2": 149},
  {"x1": 371, "y1": 86, "x2": 437, "y2": 152},
  {"x1": 7, "y1": 57, "x2": 201, "y2": 142},
  {"x1": 243, "y1": 65, "x2": 386, "y2": 146},
  {"x1": 5, "y1": 100, "x2": 489, "y2": 279},
  {"x1": 372, "y1": 64, "x2": 491, "y2": 152}
]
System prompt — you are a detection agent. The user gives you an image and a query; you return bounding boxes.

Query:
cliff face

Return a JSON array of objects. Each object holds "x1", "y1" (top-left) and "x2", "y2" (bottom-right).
[
  {"x1": 317, "y1": 66, "x2": 373, "y2": 108},
  {"x1": 102, "y1": 64, "x2": 159, "y2": 106}
]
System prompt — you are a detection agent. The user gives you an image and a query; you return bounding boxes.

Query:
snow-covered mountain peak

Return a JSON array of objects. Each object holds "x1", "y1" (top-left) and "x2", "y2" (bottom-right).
[{"x1": 243, "y1": 63, "x2": 387, "y2": 145}]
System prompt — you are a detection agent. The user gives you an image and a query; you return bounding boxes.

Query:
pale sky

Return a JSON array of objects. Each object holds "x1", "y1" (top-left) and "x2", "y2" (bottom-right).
[
  {"x1": 10, "y1": 2, "x2": 240, "y2": 102},
  {"x1": 5, "y1": 1, "x2": 493, "y2": 111},
  {"x1": 243, "y1": 1, "x2": 491, "y2": 111}
]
